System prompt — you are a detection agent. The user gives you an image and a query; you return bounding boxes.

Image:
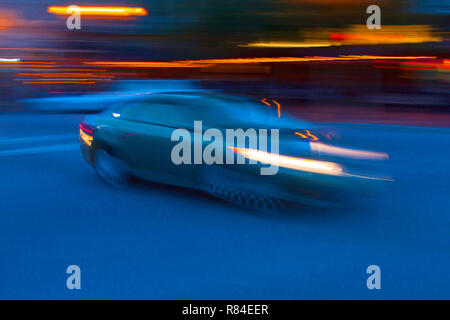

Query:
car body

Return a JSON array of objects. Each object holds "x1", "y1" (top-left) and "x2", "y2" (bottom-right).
[{"x1": 80, "y1": 92, "x2": 390, "y2": 212}]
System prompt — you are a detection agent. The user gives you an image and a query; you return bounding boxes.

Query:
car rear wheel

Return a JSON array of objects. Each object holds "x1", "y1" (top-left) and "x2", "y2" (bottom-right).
[
  {"x1": 202, "y1": 166, "x2": 284, "y2": 214},
  {"x1": 94, "y1": 149, "x2": 130, "y2": 188}
]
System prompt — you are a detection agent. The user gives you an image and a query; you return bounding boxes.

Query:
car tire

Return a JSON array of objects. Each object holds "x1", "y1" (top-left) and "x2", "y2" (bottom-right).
[
  {"x1": 94, "y1": 149, "x2": 130, "y2": 188},
  {"x1": 202, "y1": 166, "x2": 284, "y2": 214}
]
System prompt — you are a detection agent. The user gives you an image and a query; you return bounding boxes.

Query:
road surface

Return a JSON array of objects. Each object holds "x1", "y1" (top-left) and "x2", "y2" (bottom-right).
[{"x1": 1, "y1": 114, "x2": 449, "y2": 299}]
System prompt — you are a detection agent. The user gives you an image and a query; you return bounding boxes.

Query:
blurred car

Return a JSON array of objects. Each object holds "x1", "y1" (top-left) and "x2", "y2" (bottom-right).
[
  {"x1": 22, "y1": 80, "x2": 202, "y2": 113},
  {"x1": 79, "y1": 92, "x2": 391, "y2": 212}
]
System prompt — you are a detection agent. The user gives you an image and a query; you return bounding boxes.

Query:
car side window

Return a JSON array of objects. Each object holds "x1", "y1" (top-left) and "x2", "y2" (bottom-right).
[{"x1": 120, "y1": 100, "x2": 199, "y2": 128}]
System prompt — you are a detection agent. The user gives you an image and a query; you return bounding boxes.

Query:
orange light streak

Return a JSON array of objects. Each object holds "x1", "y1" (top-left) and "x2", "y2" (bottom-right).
[
  {"x1": 83, "y1": 56, "x2": 437, "y2": 69},
  {"x1": 48, "y1": 6, "x2": 147, "y2": 16},
  {"x1": 260, "y1": 98, "x2": 271, "y2": 106},
  {"x1": 271, "y1": 99, "x2": 281, "y2": 118}
]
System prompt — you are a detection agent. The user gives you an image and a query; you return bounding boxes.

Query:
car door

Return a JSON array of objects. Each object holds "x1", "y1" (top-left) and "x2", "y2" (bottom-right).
[{"x1": 116, "y1": 97, "x2": 202, "y2": 188}]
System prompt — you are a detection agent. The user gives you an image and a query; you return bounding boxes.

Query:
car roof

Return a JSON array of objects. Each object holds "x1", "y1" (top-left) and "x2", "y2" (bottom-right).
[{"x1": 111, "y1": 91, "x2": 312, "y2": 129}]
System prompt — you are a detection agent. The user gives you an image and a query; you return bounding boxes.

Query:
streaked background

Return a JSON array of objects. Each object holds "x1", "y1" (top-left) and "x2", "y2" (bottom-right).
[{"x1": 0, "y1": 0, "x2": 449, "y2": 299}]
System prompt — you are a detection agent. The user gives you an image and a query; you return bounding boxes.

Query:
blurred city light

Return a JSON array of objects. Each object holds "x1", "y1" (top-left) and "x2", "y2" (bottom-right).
[{"x1": 48, "y1": 6, "x2": 148, "y2": 17}]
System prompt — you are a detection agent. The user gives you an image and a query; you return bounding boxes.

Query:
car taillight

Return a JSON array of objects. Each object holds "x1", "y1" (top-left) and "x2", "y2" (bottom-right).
[
  {"x1": 79, "y1": 122, "x2": 95, "y2": 134},
  {"x1": 79, "y1": 122, "x2": 95, "y2": 146}
]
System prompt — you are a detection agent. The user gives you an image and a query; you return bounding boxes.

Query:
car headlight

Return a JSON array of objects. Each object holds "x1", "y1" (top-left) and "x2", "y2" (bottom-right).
[{"x1": 229, "y1": 147, "x2": 343, "y2": 176}]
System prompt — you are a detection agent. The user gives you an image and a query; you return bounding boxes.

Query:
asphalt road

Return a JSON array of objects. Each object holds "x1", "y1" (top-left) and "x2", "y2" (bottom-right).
[{"x1": 1, "y1": 114, "x2": 449, "y2": 299}]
